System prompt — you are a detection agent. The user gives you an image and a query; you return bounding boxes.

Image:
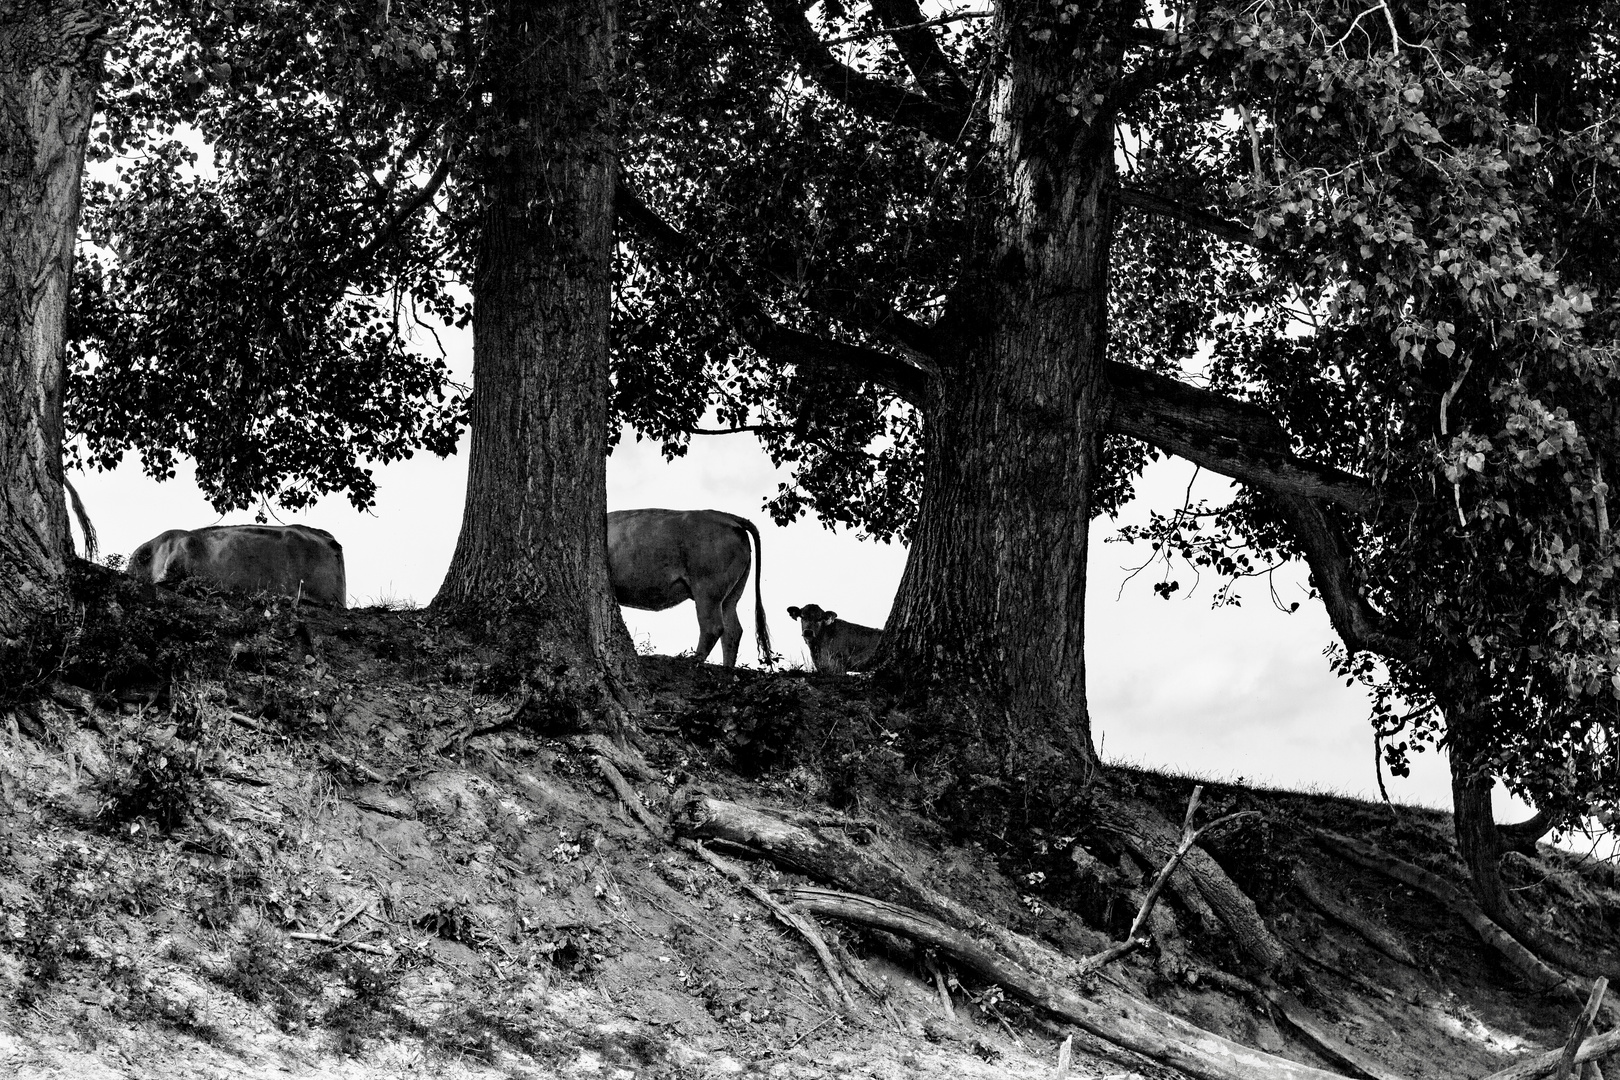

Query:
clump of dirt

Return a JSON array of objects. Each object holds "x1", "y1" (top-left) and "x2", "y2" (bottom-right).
[{"x1": 0, "y1": 587, "x2": 1613, "y2": 1079}]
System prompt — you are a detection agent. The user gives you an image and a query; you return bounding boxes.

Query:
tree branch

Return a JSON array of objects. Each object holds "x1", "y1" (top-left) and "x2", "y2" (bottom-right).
[
  {"x1": 615, "y1": 180, "x2": 930, "y2": 404},
  {"x1": 332, "y1": 153, "x2": 454, "y2": 281},
  {"x1": 1117, "y1": 186, "x2": 1279, "y2": 254},
  {"x1": 863, "y1": 0, "x2": 973, "y2": 106},
  {"x1": 1104, "y1": 363, "x2": 1378, "y2": 515},
  {"x1": 761, "y1": 0, "x2": 972, "y2": 144}
]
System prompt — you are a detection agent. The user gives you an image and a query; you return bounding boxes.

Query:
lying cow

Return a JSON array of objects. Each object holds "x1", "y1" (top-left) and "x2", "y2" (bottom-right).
[
  {"x1": 127, "y1": 524, "x2": 347, "y2": 608},
  {"x1": 786, "y1": 603, "x2": 882, "y2": 674},
  {"x1": 607, "y1": 508, "x2": 773, "y2": 667}
]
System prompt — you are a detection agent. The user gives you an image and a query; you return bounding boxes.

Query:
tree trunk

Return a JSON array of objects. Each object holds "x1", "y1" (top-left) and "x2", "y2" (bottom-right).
[
  {"x1": 876, "y1": 1, "x2": 1127, "y2": 797},
  {"x1": 1450, "y1": 731, "x2": 1620, "y2": 980},
  {"x1": 0, "y1": 3, "x2": 106, "y2": 639},
  {"x1": 432, "y1": 0, "x2": 637, "y2": 716}
]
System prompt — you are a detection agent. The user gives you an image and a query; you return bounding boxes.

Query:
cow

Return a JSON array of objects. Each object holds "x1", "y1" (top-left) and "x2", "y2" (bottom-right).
[
  {"x1": 607, "y1": 509, "x2": 772, "y2": 667},
  {"x1": 127, "y1": 524, "x2": 347, "y2": 608},
  {"x1": 786, "y1": 603, "x2": 882, "y2": 674}
]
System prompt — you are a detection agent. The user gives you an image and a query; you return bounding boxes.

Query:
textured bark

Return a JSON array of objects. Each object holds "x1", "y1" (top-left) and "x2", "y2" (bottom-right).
[
  {"x1": 876, "y1": 2, "x2": 1138, "y2": 794},
  {"x1": 0, "y1": 2, "x2": 106, "y2": 638},
  {"x1": 1450, "y1": 743, "x2": 1620, "y2": 982},
  {"x1": 433, "y1": 0, "x2": 637, "y2": 707}
]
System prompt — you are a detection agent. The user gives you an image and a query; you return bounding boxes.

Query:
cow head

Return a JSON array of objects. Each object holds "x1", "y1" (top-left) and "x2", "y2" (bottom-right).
[{"x1": 787, "y1": 603, "x2": 839, "y2": 641}]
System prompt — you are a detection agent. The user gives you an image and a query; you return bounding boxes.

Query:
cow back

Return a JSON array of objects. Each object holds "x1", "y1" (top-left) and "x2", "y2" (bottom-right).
[{"x1": 128, "y1": 524, "x2": 346, "y2": 607}]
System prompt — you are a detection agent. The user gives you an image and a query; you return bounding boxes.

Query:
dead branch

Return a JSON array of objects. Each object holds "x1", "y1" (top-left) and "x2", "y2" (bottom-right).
[
  {"x1": 682, "y1": 840, "x2": 863, "y2": 1020},
  {"x1": 788, "y1": 886, "x2": 1362, "y2": 1080},
  {"x1": 1081, "y1": 786, "x2": 1251, "y2": 972},
  {"x1": 923, "y1": 951, "x2": 957, "y2": 1020},
  {"x1": 595, "y1": 757, "x2": 667, "y2": 839},
  {"x1": 1094, "y1": 793, "x2": 1288, "y2": 971},
  {"x1": 1485, "y1": 1026, "x2": 1620, "y2": 1080},
  {"x1": 1292, "y1": 863, "x2": 1418, "y2": 967},
  {"x1": 288, "y1": 931, "x2": 386, "y2": 955},
  {"x1": 1560, "y1": 980, "x2": 1610, "y2": 1080}
]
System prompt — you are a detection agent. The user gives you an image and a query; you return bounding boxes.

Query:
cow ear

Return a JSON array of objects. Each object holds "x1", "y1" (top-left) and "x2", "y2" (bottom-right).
[
  {"x1": 787, "y1": 606, "x2": 800, "y2": 619},
  {"x1": 825, "y1": 611, "x2": 838, "y2": 621}
]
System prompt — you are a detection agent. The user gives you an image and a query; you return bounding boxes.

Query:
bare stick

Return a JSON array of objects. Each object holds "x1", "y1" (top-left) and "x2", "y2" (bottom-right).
[
  {"x1": 1486, "y1": 1027, "x2": 1620, "y2": 1080},
  {"x1": 1560, "y1": 980, "x2": 1610, "y2": 1080},
  {"x1": 288, "y1": 931, "x2": 385, "y2": 955},
  {"x1": 595, "y1": 757, "x2": 666, "y2": 839},
  {"x1": 1081, "y1": 786, "x2": 1255, "y2": 973},
  {"x1": 925, "y1": 952, "x2": 956, "y2": 1020},
  {"x1": 683, "y1": 840, "x2": 863, "y2": 1020}
]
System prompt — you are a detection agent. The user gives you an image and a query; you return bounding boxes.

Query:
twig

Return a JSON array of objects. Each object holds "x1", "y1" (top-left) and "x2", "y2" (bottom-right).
[
  {"x1": 1080, "y1": 786, "x2": 1256, "y2": 973},
  {"x1": 1559, "y1": 979, "x2": 1609, "y2": 1080},
  {"x1": 326, "y1": 899, "x2": 373, "y2": 938},
  {"x1": 683, "y1": 840, "x2": 864, "y2": 1020},
  {"x1": 785, "y1": 1015, "x2": 836, "y2": 1050},
  {"x1": 925, "y1": 951, "x2": 956, "y2": 1021},
  {"x1": 595, "y1": 757, "x2": 667, "y2": 838},
  {"x1": 288, "y1": 931, "x2": 385, "y2": 955},
  {"x1": 821, "y1": 10, "x2": 992, "y2": 46}
]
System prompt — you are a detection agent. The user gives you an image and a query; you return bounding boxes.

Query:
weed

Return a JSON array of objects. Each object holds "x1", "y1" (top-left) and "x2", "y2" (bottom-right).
[
  {"x1": 96, "y1": 729, "x2": 221, "y2": 835},
  {"x1": 15, "y1": 845, "x2": 120, "y2": 994},
  {"x1": 216, "y1": 922, "x2": 320, "y2": 1030}
]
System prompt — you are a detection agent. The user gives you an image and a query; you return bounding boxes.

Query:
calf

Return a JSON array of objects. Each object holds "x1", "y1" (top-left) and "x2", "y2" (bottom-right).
[{"x1": 786, "y1": 603, "x2": 882, "y2": 674}]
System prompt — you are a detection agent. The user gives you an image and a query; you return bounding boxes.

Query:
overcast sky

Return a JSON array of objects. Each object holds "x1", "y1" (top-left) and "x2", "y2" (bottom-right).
[{"x1": 69, "y1": 397, "x2": 1516, "y2": 818}]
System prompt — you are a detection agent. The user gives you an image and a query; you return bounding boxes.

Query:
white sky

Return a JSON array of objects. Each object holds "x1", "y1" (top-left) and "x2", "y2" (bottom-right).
[{"x1": 66, "y1": 396, "x2": 1512, "y2": 818}]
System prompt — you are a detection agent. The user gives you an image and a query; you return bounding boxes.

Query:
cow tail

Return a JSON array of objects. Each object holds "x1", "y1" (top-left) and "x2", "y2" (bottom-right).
[
  {"x1": 63, "y1": 477, "x2": 98, "y2": 561},
  {"x1": 740, "y1": 516, "x2": 775, "y2": 665}
]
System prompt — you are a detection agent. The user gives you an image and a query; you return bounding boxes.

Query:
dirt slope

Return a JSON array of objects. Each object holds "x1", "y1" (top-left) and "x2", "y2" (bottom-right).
[{"x1": 1, "y1": 596, "x2": 1615, "y2": 1079}]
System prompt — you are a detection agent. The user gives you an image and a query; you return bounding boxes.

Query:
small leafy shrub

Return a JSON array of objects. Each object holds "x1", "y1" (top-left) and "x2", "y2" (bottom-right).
[
  {"x1": 321, "y1": 953, "x2": 401, "y2": 1055},
  {"x1": 97, "y1": 728, "x2": 222, "y2": 834},
  {"x1": 218, "y1": 922, "x2": 320, "y2": 1030},
  {"x1": 14, "y1": 845, "x2": 121, "y2": 994},
  {"x1": 0, "y1": 603, "x2": 70, "y2": 711}
]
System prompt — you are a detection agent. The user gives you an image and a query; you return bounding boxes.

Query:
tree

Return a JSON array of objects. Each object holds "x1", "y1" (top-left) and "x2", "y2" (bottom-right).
[
  {"x1": 610, "y1": 0, "x2": 1620, "y2": 954},
  {"x1": 70, "y1": 0, "x2": 638, "y2": 716},
  {"x1": 0, "y1": 2, "x2": 109, "y2": 639},
  {"x1": 432, "y1": 0, "x2": 640, "y2": 715}
]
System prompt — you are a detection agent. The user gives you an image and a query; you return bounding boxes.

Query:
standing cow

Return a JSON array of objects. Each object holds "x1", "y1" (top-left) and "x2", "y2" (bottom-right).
[
  {"x1": 127, "y1": 524, "x2": 347, "y2": 607},
  {"x1": 786, "y1": 603, "x2": 883, "y2": 674},
  {"x1": 607, "y1": 509, "x2": 773, "y2": 667}
]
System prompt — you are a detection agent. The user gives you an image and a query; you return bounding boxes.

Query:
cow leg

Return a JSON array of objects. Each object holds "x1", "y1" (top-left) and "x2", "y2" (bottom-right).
[
  {"x1": 718, "y1": 570, "x2": 748, "y2": 668},
  {"x1": 691, "y1": 589, "x2": 726, "y2": 664}
]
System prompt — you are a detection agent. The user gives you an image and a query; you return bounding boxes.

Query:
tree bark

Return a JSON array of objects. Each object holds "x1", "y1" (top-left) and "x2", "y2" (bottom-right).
[
  {"x1": 0, "y1": 2, "x2": 106, "y2": 639},
  {"x1": 432, "y1": 0, "x2": 638, "y2": 713},
  {"x1": 876, "y1": 1, "x2": 1135, "y2": 796}
]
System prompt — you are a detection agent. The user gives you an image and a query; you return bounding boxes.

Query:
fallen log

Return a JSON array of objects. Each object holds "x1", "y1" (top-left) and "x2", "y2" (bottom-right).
[
  {"x1": 1483, "y1": 1027, "x2": 1620, "y2": 1080},
  {"x1": 675, "y1": 794, "x2": 1378, "y2": 1080},
  {"x1": 787, "y1": 886, "x2": 1358, "y2": 1080}
]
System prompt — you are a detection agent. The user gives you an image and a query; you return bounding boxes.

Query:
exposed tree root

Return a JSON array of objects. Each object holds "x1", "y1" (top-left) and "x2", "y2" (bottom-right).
[
  {"x1": 1261, "y1": 983, "x2": 1406, "y2": 1080},
  {"x1": 1092, "y1": 792, "x2": 1289, "y2": 973},
  {"x1": 787, "y1": 886, "x2": 1353, "y2": 1080},
  {"x1": 677, "y1": 793, "x2": 1372, "y2": 1080},
  {"x1": 1293, "y1": 863, "x2": 1419, "y2": 968},
  {"x1": 1313, "y1": 829, "x2": 1574, "y2": 996},
  {"x1": 594, "y1": 756, "x2": 666, "y2": 839},
  {"x1": 682, "y1": 839, "x2": 864, "y2": 1020}
]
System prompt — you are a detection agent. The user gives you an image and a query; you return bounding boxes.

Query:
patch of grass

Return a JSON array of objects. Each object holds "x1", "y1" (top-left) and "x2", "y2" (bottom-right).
[
  {"x1": 96, "y1": 727, "x2": 221, "y2": 835},
  {"x1": 216, "y1": 922, "x2": 321, "y2": 1031},
  {"x1": 14, "y1": 845, "x2": 122, "y2": 996},
  {"x1": 320, "y1": 953, "x2": 402, "y2": 1056}
]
